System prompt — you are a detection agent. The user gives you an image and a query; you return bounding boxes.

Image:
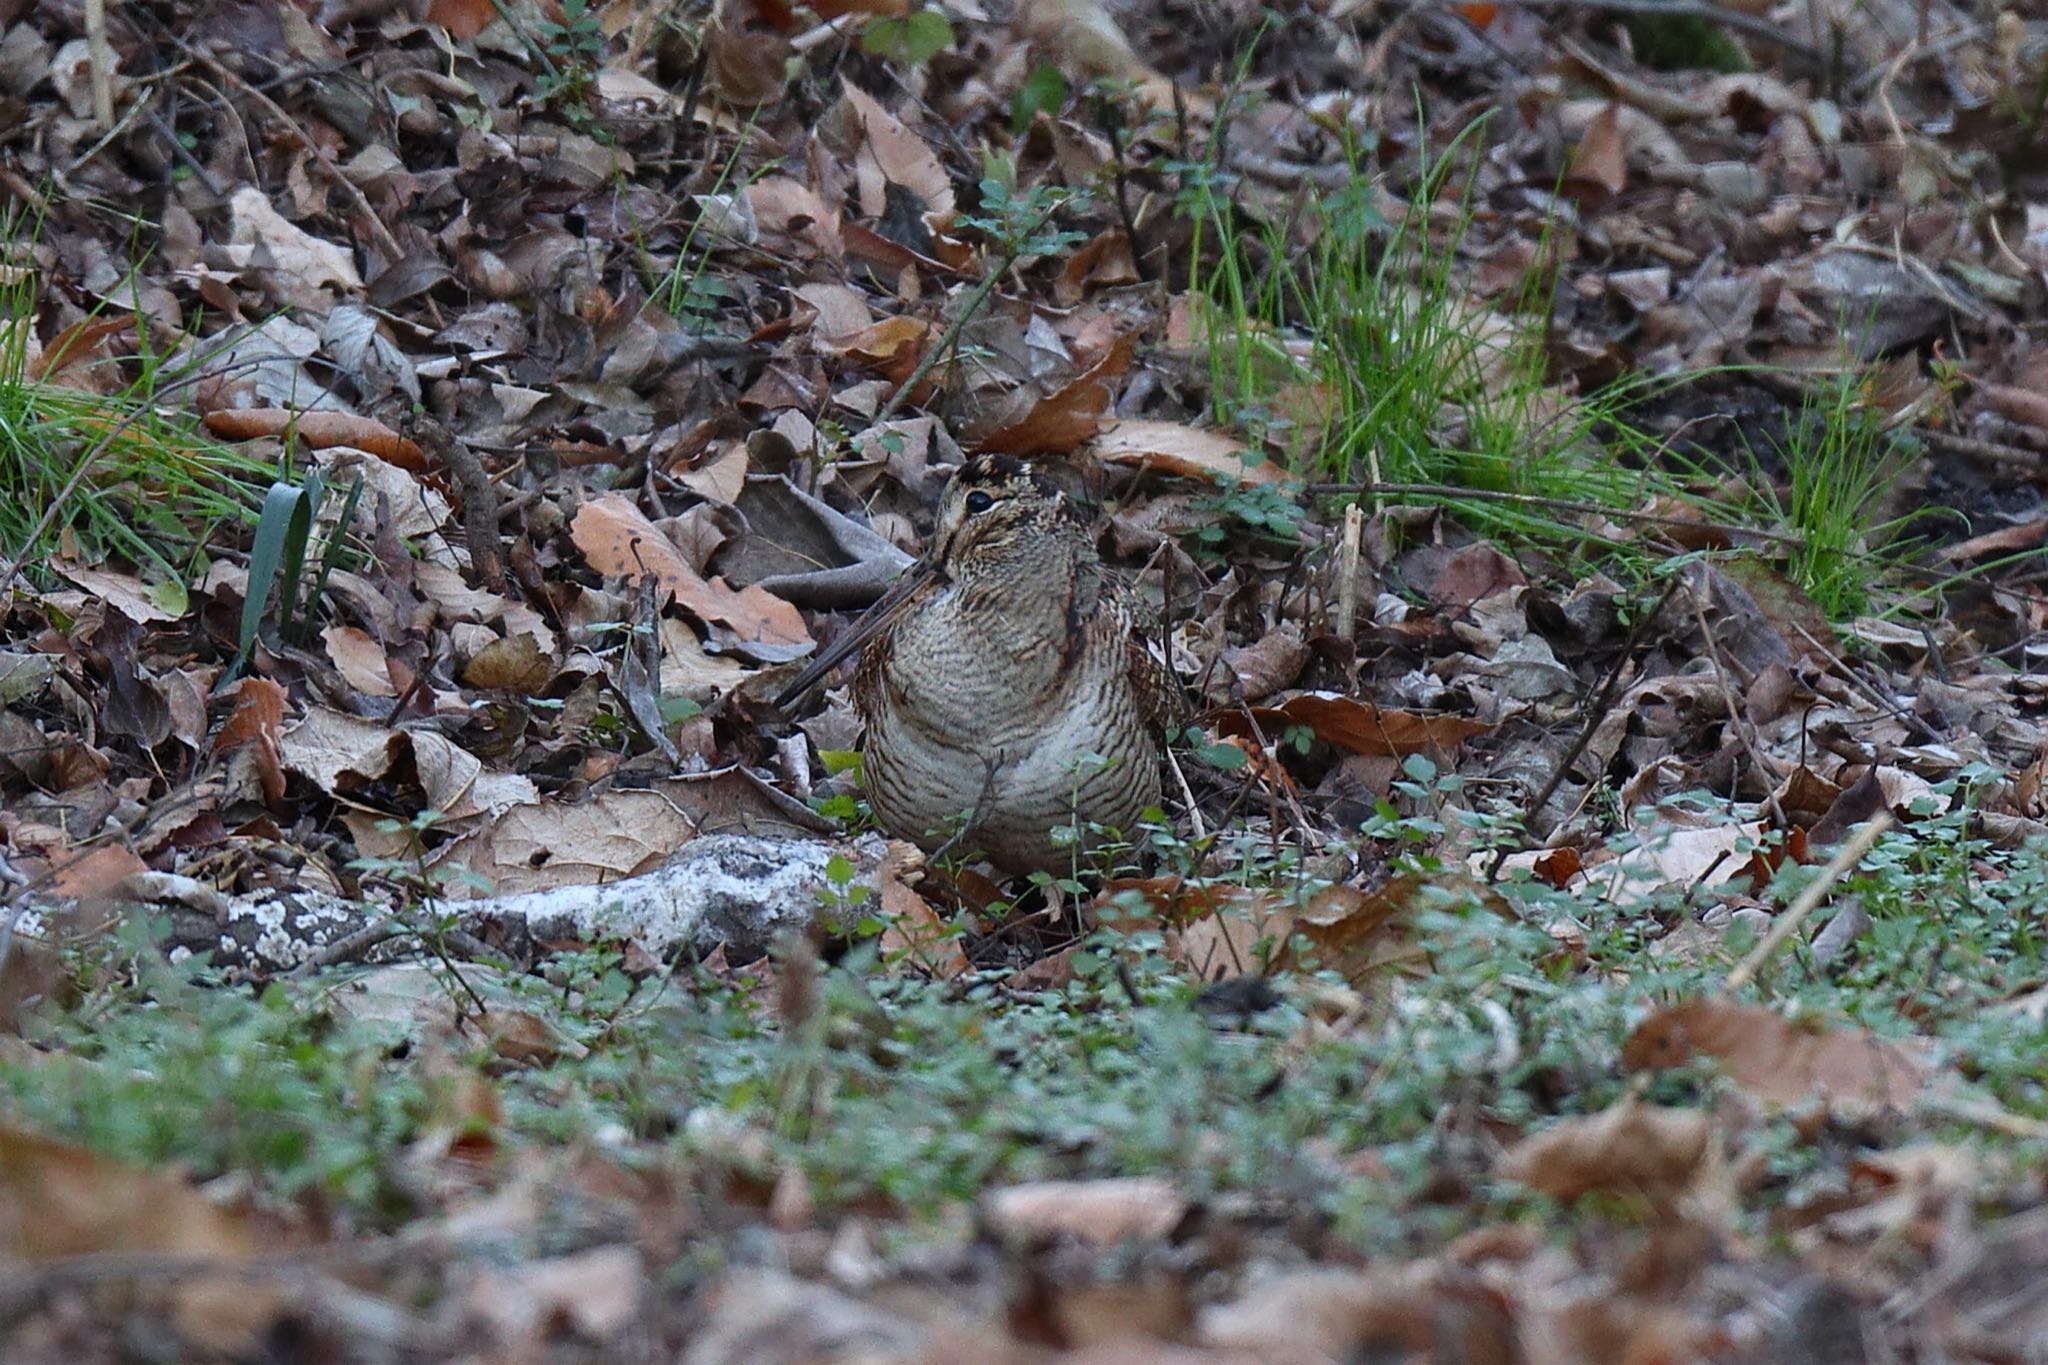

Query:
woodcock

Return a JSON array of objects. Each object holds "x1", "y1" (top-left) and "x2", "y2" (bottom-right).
[{"x1": 775, "y1": 455, "x2": 1179, "y2": 874}]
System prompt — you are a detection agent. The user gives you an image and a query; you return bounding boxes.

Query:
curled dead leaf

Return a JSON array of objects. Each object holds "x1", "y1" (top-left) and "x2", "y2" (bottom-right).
[
  {"x1": 978, "y1": 331, "x2": 1136, "y2": 457},
  {"x1": 1623, "y1": 999, "x2": 1931, "y2": 1117},
  {"x1": 1216, "y1": 693, "x2": 1491, "y2": 757},
  {"x1": 202, "y1": 407, "x2": 427, "y2": 472}
]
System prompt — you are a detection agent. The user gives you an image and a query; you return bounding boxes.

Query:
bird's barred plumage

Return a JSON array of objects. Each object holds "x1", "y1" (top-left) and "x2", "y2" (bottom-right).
[{"x1": 783, "y1": 455, "x2": 1180, "y2": 874}]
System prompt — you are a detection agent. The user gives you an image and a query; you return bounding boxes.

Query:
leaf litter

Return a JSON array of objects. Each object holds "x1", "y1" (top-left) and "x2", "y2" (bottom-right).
[{"x1": 3, "y1": 0, "x2": 2048, "y2": 1357}]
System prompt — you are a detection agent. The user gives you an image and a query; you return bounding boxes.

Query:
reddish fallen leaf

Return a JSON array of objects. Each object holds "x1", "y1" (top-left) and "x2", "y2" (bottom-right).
[
  {"x1": 29, "y1": 315, "x2": 131, "y2": 385},
  {"x1": 424, "y1": 0, "x2": 495, "y2": 39},
  {"x1": 874, "y1": 841, "x2": 971, "y2": 978},
  {"x1": 47, "y1": 844, "x2": 148, "y2": 899},
  {"x1": 1623, "y1": 999, "x2": 1931, "y2": 1116},
  {"x1": 978, "y1": 331, "x2": 1137, "y2": 457},
  {"x1": 1740, "y1": 824, "x2": 1810, "y2": 887},
  {"x1": 1532, "y1": 846, "x2": 1583, "y2": 890},
  {"x1": 212, "y1": 676, "x2": 289, "y2": 805},
  {"x1": 201, "y1": 408, "x2": 427, "y2": 472},
  {"x1": 1216, "y1": 693, "x2": 1491, "y2": 757},
  {"x1": 1565, "y1": 102, "x2": 1628, "y2": 206},
  {"x1": 570, "y1": 494, "x2": 810, "y2": 657}
]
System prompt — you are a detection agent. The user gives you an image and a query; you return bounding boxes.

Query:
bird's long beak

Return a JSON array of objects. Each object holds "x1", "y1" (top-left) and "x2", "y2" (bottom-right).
[{"x1": 771, "y1": 559, "x2": 938, "y2": 710}]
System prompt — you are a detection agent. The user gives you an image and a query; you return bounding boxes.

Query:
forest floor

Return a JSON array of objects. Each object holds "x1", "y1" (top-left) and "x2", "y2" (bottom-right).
[{"x1": 4, "y1": 0, "x2": 2048, "y2": 1358}]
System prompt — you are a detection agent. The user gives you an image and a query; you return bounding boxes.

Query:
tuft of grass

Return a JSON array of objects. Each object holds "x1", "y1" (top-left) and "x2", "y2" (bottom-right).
[
  {"x1": 0, "y1": 217, "x2": 272, "y2": 587},
  {"x1": 1743, "y1": 364, "x2": 1928, "y2": 619},
  {"x1": 1176, "y1": 118, "x2": 1678, "y2": 554}
]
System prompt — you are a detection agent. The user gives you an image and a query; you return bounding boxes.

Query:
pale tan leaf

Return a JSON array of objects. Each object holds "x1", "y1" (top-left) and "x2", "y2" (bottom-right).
[
  {"x1": 1088, "y1": 419, "x2": 1282, "y2": 485},
  {"x1": 570, "y1": 493, "x2": 811, "y2": 658}
]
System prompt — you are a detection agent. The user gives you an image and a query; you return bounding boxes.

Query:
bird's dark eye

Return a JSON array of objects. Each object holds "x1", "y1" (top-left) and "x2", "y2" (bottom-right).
[{"x1": 964, "y1": 490, "x2": 995, "y2": 514}]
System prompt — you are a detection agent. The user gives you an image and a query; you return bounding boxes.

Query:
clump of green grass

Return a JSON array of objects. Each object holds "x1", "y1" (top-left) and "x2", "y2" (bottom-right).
[
  {"x1": 1746, "y1": 364, "x2": 1927, "y2": 619},
  {"x1": 1175, "y1": 118, "x2": 1673, "y2": 552},
  {"x1": 0, "y1": 219, "x2": 271, "y2": 587}
]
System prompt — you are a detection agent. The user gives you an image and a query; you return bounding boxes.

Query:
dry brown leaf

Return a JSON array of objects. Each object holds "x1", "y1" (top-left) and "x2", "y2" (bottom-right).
[
  {"x1": 825, "y1": 314, "x2": 932, "y2": 381},
  {"x1": 1531, "y1": 846, "x2": 1583, "y2": 890},
  {"x1": 570, "y1": 493, "x2": 810, "y2": 657},
  {"x1": 462, "y1": 632, "x2": 555, "y2": 694},
  {"x1": 1497, "y1": 1101, "x2": 1712, "y2": 1202},
  {"x1": 1089, "y1": 418, "x2": 1282, "y2": 485},
  {"x1": 1623, "y1": 999, "x2": 1932, "y2": 1116},
  {"x1": 874, "y1": 841, "x2": 970, "y2": 977},
  {"x1": 47, "y1": 843, "x2": 148, "y2": 899},
  {"x1": 984, "y1": 1177, "x2": 1185, "y2": 1244},
  {"x1": 842, "y1": 83, "x2": 955, "y2": 227},
  {"x1": 29, "y1": 315, "x2": 130, "y2": 386},
  {"x1": 51, "y1": 561, "x2": 186, "y2": 623},
  {"x1": 424, "y1": 0, "x2": 495, "y2": 39},
  {"x1": 322, "y1": 624, "x2": 397, "y2": 698},
  {"x1": 1055, "y1": 230, "x2": 1140, "y2": 306},
  {"x1": 228, "y1": 186, "x2": 362, "y2": 302},
  {"x1": 978, "y1": 331, "x2": 1137, "y2": 457},
  {"x1": 703, "y1": 0, "x2": 793, "y2": 105},
  {"x1": 1566, "y1": 101, "x2": 1629, "y2": 204},
  {"x1": 1098, "y1": 870, "x2": 1477, "y2": 986},
  {"x1": 1981, "y1": 382, "x2": 2048, "y2": 432},
  {"x1": 1217, "y1": 693, "x2": 1491, "y2": 757},
  {"x1": 212, "y1": 675, "x2": 289, "y2": 805},
  {"x1": 0, "y1": 1126, "x2": 280, "y2": 1352},
  {"x1": 201, "y1": 407, "x2": 428, "y2": 471},
  {"x1": 1199, "y1": 1265, "x2": 1445, "y2": 1359},
  {"x1": 462, "y1": 1246, "x2": 645, "y2": 1349}
]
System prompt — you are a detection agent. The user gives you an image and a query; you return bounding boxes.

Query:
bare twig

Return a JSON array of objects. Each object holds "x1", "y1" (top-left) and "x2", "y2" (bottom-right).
[
  {"x1": 1720, "y1": 811, "x2": 1893, "y2": 996},
  {"x1": 1685, "y1": 572, "x2": 1786, "y2": 823},
  {"x1": 83, "y1": 0, "x2": 116, "y2": 130},
  {"x1": 1333, "y1": 501, "x2": 1363, "y2": 642}
]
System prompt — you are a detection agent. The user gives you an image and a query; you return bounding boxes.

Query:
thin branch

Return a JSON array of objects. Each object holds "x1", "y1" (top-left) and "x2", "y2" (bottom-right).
[{"x1": 1720, "y1": 811, "x2": 1894, "y2": 997}]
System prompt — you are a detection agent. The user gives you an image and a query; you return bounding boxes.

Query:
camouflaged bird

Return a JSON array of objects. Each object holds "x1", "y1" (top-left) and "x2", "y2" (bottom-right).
[{"x1": 775, "y1": 454, "x2": 1180, "y2": 874}]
